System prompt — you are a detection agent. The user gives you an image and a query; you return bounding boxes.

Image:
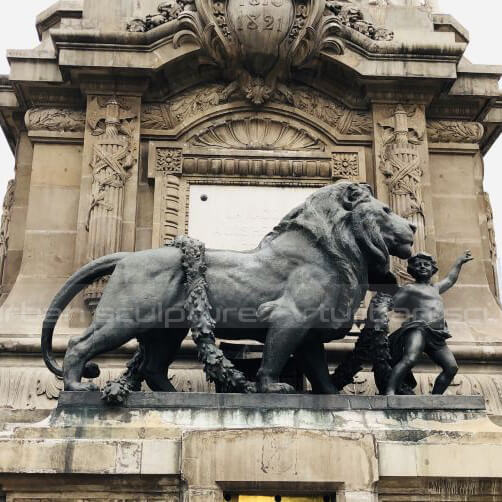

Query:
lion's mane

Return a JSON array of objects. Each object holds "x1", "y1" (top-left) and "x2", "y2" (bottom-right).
[{"x1": 260, "y1": 182, "x2": 391, "y2": 325}]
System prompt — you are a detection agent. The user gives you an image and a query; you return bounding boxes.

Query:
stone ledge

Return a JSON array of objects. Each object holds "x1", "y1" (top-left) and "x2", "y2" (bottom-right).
[
  {"x1": 57, "y1": 392, "x2": 486, "y2": 411},
  {"x1": 0, "y1": 438, "x2": 180, "y2": 475}
]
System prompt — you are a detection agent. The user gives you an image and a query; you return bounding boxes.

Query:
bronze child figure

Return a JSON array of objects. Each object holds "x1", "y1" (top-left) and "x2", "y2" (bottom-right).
[{"x1": 386, "y1": 250, "x2": 473, "y2": 395}]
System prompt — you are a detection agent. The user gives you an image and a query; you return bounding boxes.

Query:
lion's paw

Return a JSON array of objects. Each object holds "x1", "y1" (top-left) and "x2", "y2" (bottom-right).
[
  {"x1": 65, "y1": 382, "x2": 99, "y2": 392},
  {"x1": 259, "y1": 382, "x2": 296, "y2": 394}
]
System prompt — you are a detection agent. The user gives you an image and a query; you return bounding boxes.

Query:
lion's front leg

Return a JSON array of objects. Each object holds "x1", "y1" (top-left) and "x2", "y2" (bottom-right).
[
  {"x1": 295, "y1": 337, "x2": 339, "y2": 394},
  {"x1": 256, "y1": 302, "x2": 311, "y2": 394}
]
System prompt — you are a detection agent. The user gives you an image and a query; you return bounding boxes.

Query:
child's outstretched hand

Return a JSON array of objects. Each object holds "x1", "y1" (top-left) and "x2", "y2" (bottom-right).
[{"x1": 459, "y1": 250, "x2": 473, "y2": 264}]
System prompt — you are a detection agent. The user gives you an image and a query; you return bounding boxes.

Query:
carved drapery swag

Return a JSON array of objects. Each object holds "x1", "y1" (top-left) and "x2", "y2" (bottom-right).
[
  {"x1": 130, "y1": 0, "x2": 392, "y2": 105},
  {"x1": 0, "y1": 179, "x2": 15, "y2": 288},
  {"x1": 379, "y1": 105, "x2": 426, "y2": 282},
  {"x1": 84, "y1": 97, "x2": 138, "y2": 310}
]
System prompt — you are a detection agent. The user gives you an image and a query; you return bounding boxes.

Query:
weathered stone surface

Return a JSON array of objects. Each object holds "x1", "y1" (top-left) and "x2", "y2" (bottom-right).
[
  {"x1": 0, "y1": 14, "x2": 502, "y2": 502},
  {"x1": 0, "y1": 399, "x2": 501, "y2": 499},
  {"x1": 57, "y1": 392, "x2": 486, "y2": 411}
]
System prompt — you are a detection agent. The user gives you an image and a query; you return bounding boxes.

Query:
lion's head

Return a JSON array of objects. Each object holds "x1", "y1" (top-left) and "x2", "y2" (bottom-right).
[{"x1": 263, "y1": 181, "x2": 415, "y2": 269}]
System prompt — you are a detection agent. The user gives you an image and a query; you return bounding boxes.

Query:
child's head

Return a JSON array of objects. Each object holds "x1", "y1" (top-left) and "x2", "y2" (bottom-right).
[{"x1": 407, "y1": 252, "x2": 438, "y2": 280}]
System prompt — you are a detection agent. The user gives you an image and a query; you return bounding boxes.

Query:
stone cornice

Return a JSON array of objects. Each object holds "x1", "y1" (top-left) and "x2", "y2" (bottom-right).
[
  {"x1": 432, "y1": 13, "x2": 469, "y2": 44},
  {"x1": 48, "y1": 24, "x2": 466, "y2": 61},
  {"x1": 35, "y1": 0, "x2": 83, "y2": 40}
]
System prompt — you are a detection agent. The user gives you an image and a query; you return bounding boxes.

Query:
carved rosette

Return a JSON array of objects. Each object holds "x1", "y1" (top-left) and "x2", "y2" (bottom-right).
[
  {"x1": 84, "y1": 96, "x2": 138, "y2": 311},
  {"x1": 157, "y1": 147, "x2": 184, "y2": 245},
  {"x1": 332, "y1": 152, "x2": 359, "y2": 179},
  {"x1": 379, "y1": 105, "x2": 426, "y2": 282},
  {"x1": 427, "y1": 120, "x2": 484, "y2": 144}
]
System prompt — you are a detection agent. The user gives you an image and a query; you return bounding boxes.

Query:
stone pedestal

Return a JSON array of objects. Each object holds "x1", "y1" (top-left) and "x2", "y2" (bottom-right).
[{"x1": 1, "y1": 394, "x2": 501, "y2": 501}]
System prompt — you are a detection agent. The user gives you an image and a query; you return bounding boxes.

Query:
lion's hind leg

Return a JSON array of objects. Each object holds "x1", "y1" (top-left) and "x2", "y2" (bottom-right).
[{"x1": 64, "y1": 321, "x2": 140, "y2": 392}]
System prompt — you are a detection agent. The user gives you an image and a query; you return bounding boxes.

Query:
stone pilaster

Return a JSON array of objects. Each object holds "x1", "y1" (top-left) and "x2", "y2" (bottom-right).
[
  {"x1": 373, "y1": 103, "x2": 436, "y2": 281},
  {"x1": 74, "y1": 90, "x2": 142, "y2": 312},
  {"x1": 148, "y1": 143, "x2": 183, "y2": 248},
  {"x1": 0, "y1": 133, "x2": 33, "y2": 303}
]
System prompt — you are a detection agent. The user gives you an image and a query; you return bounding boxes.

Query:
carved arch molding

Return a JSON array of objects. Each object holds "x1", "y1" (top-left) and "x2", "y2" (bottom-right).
[{"x1": 145, "y1": 83, "x2": 371, "y2": 247}]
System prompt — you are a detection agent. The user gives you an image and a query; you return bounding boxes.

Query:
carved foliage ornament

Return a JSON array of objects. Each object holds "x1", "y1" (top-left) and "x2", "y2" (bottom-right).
[
  {"x1": 378, "y1": 105, "x2": 426, "y2": 283},
  {"x1": 84, "y1": 96, "x2": 138, "y2": 311},
  {"x1": 25, "y1": 108, "x2": 86, "y2": 133},
  {"x1": 427, "y1": 120, "x2": 484, "y2": 144},
  {"x1": 86, "y1": 96, "x2": 138, "y2": 231},
  {"x1": 130, "y1": 0, "x2": 392, "y2": 104},
  {"x1": 141, "y1": 83, "x2": 372, "y2": 135},
  {"x1": 157, "y1": 147, "x2": 184, "y2": 173},
  {"x1": 142, "y1": 83, "x2": 225, "y2": 129},
  {"x1": 332, "y1": 152, "x2": 359, "y2": 178}
]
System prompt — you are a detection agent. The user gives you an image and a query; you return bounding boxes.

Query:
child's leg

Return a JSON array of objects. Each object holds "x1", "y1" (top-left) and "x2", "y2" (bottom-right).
[
  {"x1": 386, "y1": 328, "x2": 426, "y2": 395},
  {"x1": 427, "y1": 345, "x2": 458, "y2": 395}
]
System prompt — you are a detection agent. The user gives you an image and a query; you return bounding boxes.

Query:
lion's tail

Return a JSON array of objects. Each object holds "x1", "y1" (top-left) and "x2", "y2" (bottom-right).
[{"x1": 41, "y1": 253, "x2": 129, "y2": 378}]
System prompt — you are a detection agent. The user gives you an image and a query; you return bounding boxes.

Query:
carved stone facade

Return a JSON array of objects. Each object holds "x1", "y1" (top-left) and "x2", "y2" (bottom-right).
[
  {"x1": 376, "y1": 105, "x2": 427, "y2": 281},
  {"x1": 427, "y1": 120, "x2": 485, "y2": 143},
  {"x1": 83, "y1": 96, "x2": 141, "y2": 310},
  {"x1": 0, "y1": 0, "x2": 502, "y2": 499},
  {"x1": 332, "y1": 152, "x2": 360, "y2": 179},
  {"x1": 154, "y1": 146, "x2": 184, "y2": 245},
  {"x1": 141, "y1": 83, "x2": 373, "y2": 139},
  {"x1": 25, "y1": 108, "x2": 86, "y2": 133},
  {"x1": 0, "y1": 180, "x2": 15, "y2": 289}
]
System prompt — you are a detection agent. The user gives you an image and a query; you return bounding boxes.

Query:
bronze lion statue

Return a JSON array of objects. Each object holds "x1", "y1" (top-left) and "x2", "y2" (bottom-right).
[{"x1": 42, "y1": 182, "x2": 415, "y2": 394}]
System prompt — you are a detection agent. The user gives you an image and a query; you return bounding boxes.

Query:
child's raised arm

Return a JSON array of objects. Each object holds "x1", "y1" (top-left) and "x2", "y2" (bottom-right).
[{"x1": 437, "y1": 250, "x2": 473, "y2": 294}]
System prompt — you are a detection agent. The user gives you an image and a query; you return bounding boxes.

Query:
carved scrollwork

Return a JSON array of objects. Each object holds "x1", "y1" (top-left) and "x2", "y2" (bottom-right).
[
  {"x1": 169, "y1": 0, "x2": 392, "y2": 104},
  {"x1": 427, "y1": 120, "x2": 485, "y2": 144},
  {"x1": 25, "y1": 108, "x2": 85, "y2": 133}
]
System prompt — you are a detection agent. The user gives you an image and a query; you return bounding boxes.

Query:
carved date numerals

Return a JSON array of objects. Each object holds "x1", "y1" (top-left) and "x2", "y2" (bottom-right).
[{"x1": 237, "y1": 14, "x2": 283, "y2": 31}]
